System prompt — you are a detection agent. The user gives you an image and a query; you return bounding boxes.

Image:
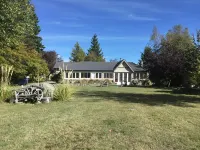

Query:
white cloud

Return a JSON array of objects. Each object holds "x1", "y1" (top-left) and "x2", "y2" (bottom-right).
[
  {"x1": 42, "y1": 34, "x2": 148, "y2": 42},
  {"x1": 127, "y1": 14, "x2": 159, "y2": 21},
  {"x1": 54, "y1": 0, "x2": 161, "y2": 21},
  {"x1": 51, "y1": 21, "x2": 62, "y2": 25},
  {"x1": 44, "y1": 21, "x2": 85, "y2": 27}
]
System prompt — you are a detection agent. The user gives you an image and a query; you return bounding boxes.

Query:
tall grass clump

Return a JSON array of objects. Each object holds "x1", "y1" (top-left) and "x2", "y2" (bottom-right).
[
  {"x1": 53, "y1": 84, "x2": 75, "y2": 101},
  {"x1": 0, "y1": 65, "x2": 13, "y2": 85},
  {"x1": 0, "y1": 65, "x2": 14, "y2": 102},
  {"x1": 0, "y1": 85, "x2": 13, "y2": 103}
]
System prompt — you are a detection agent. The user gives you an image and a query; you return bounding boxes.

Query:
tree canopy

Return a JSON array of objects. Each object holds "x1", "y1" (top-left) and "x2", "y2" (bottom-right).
[
  {"x1": 140, "y1": 25, "x2": 200, "y2": 87},
  {"x1": 42, "y1": 51, "x2": 58, "y2": 73},
  {"x1": 0, "y1": 45, "x2": 49, "y2": 82},
  {"x1": 0, "y1": 0, "x2": 44, "y2": 52},
  {"x1": 0, "y1": 0, "x2": 48, "y2": 83}
]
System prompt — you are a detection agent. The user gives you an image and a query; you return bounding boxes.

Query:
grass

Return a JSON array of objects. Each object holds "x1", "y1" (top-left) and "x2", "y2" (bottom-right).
[{"x1": 0, "y1": 86, "x2": 200, "y2": 150}]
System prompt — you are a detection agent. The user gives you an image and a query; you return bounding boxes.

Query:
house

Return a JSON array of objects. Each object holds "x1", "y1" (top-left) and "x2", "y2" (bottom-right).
[{"x1": 54, "y1": 59, "x2": 148, "y2": 85}]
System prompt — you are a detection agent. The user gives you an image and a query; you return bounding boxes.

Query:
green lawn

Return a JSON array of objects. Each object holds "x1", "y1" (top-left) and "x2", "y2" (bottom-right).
[{"x1": 0, "y1": 86, "x2": 200, "y2": 150}]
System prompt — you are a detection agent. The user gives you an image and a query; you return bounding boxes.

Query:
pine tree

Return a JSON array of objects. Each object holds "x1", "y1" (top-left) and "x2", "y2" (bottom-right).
[
  {"x1": 86, "y1": 34, "x2": 105, "y2": 62},
  {"x1": 70, "y1": 42, "x2": 86, "y2": 62}
]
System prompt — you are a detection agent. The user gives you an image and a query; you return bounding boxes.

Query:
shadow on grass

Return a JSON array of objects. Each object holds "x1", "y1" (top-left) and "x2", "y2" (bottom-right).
[
  {"x1": 76, "y1": 90, "x2": 200, "y2": 107},
  {"x1": 156, "y1": 88, "x2": 200, "y2": 96}
]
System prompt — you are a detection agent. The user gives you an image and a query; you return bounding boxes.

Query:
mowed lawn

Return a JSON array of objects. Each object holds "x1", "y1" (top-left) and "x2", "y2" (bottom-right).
[{"x1": 0, "y1": 86, "x2": 200, "y2": 150}]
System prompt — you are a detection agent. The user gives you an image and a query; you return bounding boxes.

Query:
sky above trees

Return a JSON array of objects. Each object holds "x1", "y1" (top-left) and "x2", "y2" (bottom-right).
[{"x1": 32, "y1": 0, "x2": 200, "y2": 62}]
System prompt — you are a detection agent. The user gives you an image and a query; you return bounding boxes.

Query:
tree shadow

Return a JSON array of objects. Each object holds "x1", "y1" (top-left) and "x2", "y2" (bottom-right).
[
  {"x1": 76, "y1": 90, "x2": 200, "y2": 107},
  {"x1": 156, "y1": 88, "x2": 200, "y2": 95}
]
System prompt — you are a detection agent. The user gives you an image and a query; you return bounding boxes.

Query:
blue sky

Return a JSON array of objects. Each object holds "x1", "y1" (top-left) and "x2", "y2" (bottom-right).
[{"x1": 32, "y1": 0, "x2": 200, "y2": 63}]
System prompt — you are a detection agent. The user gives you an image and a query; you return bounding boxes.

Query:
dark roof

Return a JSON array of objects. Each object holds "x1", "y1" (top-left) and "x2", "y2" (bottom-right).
[
  {"x1": 54, "y1": 61, "x2": 145, "y2": 72},
  {"x1": 128, "y1": 62, "x2": 145, "y2": 72}
]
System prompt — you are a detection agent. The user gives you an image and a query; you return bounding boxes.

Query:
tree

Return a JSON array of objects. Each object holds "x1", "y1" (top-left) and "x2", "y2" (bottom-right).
[
  {"x1": 42, "y1": 51, "x2": 57, "y2": 72},
  {"x1": 0, "y1": 0, "x2": 44, "y2": 51},
  {"x1": 24, "y1": 5, "x2": 45, "y2": 52},
  {"x1": 85, "y1": 51, "x2": 97, "y2": 61},
  {"x1": 0, "y1": 45, "x2": 49, "y2": 83},
  {"x1": 140, "y1": 25, "x2": 200, "y2": 87},
  {"x1": 70, "y1": 42, "x2": 86, "y2": 62},
  {"x1": 86, "y1": 34, "x2": 105, "y2": 62}
]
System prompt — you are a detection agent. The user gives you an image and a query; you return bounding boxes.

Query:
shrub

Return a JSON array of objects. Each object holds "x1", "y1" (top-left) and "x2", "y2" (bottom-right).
[
  {"x1": 53, "y1": 84, "x2": 75, "y2": 101},
  {"x1": 131, "y1": 79, "x2": 143, "y2": 86},
  {"x1": 103, "y1": 79, "x2": 112, "y2": 85},
  {"x1": 142, "y1": 79, "x2": 153, "y2": 86},
  {"x1": 94, "y1": 80, "x2": 101, "y2": 84},
  {"x1": 74, "y1": 80, "x2": 81, "y2": 85},
  {"x1": 88, "y1": 79, "x2": 95, "y2": 85},
  {"x1": 131, "y1": 79, "x2": 139, "y2": 86},
  {"x1": 52, "y1": 72, "x2": 62, "y2": 83},
  {"x1": 0, "y1": 85, "x2": 13, "y2": 103},
  {"x1": 80, "y1": 79, "x2": 88, "y2": 86}
]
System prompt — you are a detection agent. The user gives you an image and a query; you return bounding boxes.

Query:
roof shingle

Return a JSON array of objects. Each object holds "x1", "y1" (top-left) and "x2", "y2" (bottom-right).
[{"x1": 54, "y1": 61, "x2": 145, "y2": 72}]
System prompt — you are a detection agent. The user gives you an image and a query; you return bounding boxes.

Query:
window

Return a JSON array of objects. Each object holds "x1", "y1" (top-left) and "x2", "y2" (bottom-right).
[
  {"x1": 124, "y1": 73, "x2": 127, "y2": 81},
  {"x1": 96, "y1": 73, "x2": 99, "y2": 78},
  {"x1": 73, "y1": 73, "x2": 76, "y2": 78},
  {"x1": 95, "y1": 73, "x2": 102, "y2": 78},
  {"x1": 76, "y1": 73, "x2": 79, "y2": 78},
  {"x1": 81, "y1": 73, "x2": 90, "y2": 78},
  {"x1": 66, "y1": 72, "x2": 68, "y2": 78},
  {"x1": 69, "y1": 73, "x2": 72, "y2": 78},
  {"x1": 128, "y1": 73, "x2": 132, "y2": 82},
  {"x1": 99, "y1": 73, "x2": 102, "y2": 78},
  {"x1": 104, "y1": 73, "x2": 113, "y2": 78}
]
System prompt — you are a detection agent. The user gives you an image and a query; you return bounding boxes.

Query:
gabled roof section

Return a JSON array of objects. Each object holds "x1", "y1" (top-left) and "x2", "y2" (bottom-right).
[{"x1": 113, "y1": 59, "x2": 134, "y2": 72}]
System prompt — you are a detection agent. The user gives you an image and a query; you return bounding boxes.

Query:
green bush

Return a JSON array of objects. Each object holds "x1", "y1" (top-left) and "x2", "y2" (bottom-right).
[
  {"x1": 131, "y1": 79, "x2": 139, "y2": 86},
  {"x1": 53, "y1": 84, "x2": 75, "y2": 101},
  {"x1": 74, "y1": 80, "x2": 81, "y2": 85},
  {"x1": 103, "y1": 79, "x2": 113, "y2": 85},
  {"x1": 94, "y1": 80, "x2": 101, "y2": 84},
  {"x1": 52, "y1": 72, "x2": 62, "y2": 83},
  {"x1": 142, "y1": 80, "x2": 153, "y2": 86},
  {"x1": 80, "y1": 79, "x2": 88, "y2": 86},
  {"x1": 0, "y1": 85, "x2": 13, "y2": 103},
  {"x1": 88, "y1": 79, "x2": 95, "y2": 85}
]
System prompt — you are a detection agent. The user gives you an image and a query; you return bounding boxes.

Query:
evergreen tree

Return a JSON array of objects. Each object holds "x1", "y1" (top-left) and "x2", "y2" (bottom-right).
[
  {"x1": 86, "y1": 34, "x2": 105, "y2": 62},
  {"x1": 70, "y1": 42, "x2": 86, "y2": 62}
]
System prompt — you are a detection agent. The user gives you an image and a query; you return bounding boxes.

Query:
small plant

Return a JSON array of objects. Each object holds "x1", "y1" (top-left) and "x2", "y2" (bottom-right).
[{"x1": 53, "y1": 84, "x2": 75, "y2": 101}]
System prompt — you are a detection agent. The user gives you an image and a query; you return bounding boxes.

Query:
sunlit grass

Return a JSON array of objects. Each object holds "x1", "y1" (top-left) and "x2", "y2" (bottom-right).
[{"x1": 0, "y1": 86, "x2": 200, "y2": 150}]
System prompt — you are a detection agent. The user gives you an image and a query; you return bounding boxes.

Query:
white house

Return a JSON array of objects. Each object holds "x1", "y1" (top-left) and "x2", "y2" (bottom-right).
[{"x1": 54, "y1": 59, "x2": 148, "y2": 85}]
